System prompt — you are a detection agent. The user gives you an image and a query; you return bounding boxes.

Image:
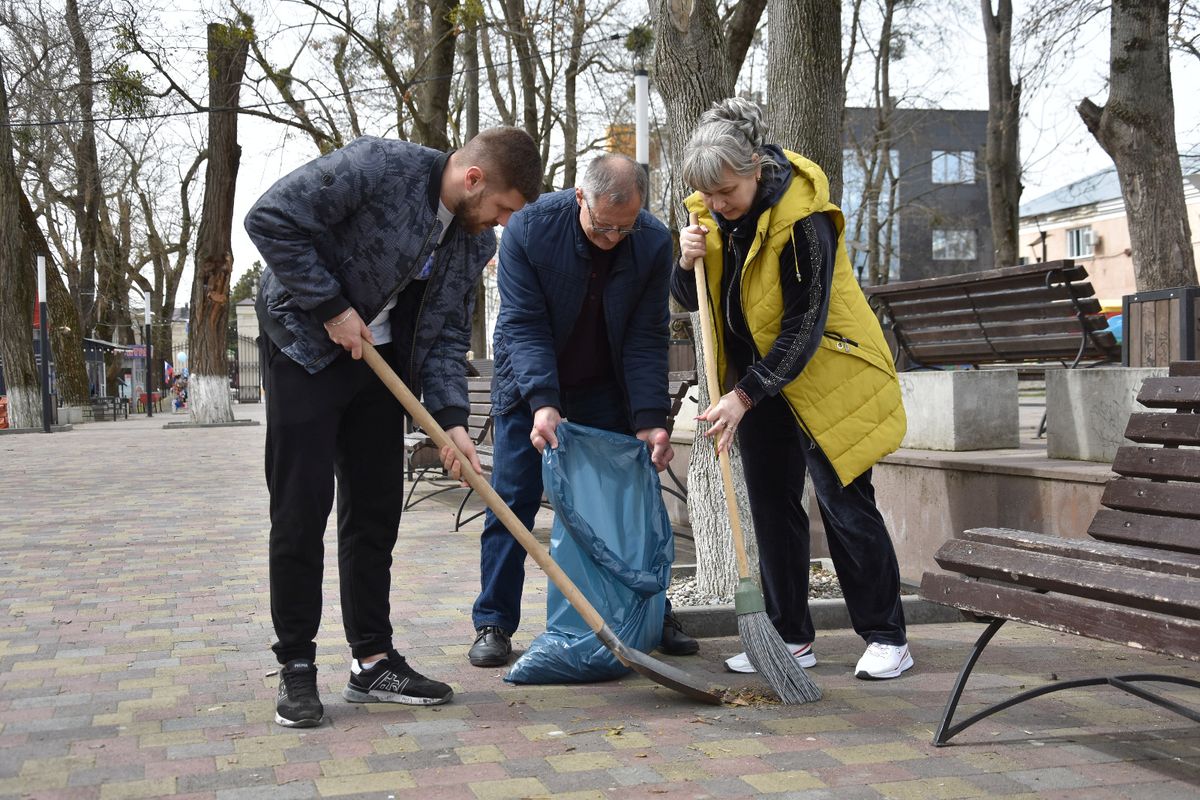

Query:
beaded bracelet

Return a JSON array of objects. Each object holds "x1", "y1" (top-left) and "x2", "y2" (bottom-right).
[
  {"x1": 734, "y1": 386, "x2": 754, "y2": 410},
  {"x1": 324, "y1": 309, "x2": 354, "y2": 327}
]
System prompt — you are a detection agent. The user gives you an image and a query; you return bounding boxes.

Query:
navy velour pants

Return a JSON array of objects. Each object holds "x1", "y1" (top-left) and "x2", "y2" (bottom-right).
[{"x1": 736, "y1": 392, "x2": 907, "y2": 647}]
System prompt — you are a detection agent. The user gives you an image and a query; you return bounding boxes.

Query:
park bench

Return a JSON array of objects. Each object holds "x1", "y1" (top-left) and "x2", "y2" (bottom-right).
[
  {"x1": 919, "y1": 361, "x2": 1200, "y2": 746},
  {"x1": 404, "y1": 376, "x2": 492, "y2": 513},
  {"x1": 863, "y1": 259, "x2": 1121, "y2": 372}
]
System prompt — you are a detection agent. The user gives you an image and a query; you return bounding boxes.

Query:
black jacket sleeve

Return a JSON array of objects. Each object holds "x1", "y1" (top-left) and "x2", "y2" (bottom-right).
[{"x1": 737, "y1": 212, "x2": 837, "y2": 404}]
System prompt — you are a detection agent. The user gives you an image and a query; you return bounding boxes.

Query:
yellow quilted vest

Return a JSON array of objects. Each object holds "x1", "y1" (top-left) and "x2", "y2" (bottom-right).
[{"x1": 685, "y1": 150, "x2": 906, "y2": 485}]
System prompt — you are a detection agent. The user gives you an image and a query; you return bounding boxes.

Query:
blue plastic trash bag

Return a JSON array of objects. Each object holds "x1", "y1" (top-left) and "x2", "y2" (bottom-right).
[{"x1": 505, "y1": 421, "x2": 674, "y2": 684}]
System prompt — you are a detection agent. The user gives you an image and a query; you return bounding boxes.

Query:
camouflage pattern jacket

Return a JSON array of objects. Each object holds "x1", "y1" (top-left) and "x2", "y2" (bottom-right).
[{"x1": 245, "y1": 136, "x2": 495, "y2": 429}]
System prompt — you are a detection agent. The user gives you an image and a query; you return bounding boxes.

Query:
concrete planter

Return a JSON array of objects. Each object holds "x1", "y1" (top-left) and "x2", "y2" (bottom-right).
[
  {"x1": 58, "y1": 406, "x2": 83, "y2": 425},
  {"x1": 1046, "y1": 366, "x2": 1168, "y2": 462},
  {"x1": 898, "y1": 369, "x2": 1019, "y2": 450}
]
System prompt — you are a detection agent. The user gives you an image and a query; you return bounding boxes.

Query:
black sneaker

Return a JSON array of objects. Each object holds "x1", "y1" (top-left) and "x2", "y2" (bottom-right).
[
  {"x1": 659, "y1": 612, "x2": 699, "y2": 656},
  {"x1": 468, "y1": 626, "x2": 512, "y2": 667},
  {"x1": 275, "y1": 659, "x2": 324, "y2": 728},
  {"x1": 342, "y1": 650, "x2": 453, "y2": 706}
]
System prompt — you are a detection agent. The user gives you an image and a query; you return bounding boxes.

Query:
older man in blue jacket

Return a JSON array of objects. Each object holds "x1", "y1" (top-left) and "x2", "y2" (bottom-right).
[
  {"x1": 468, "y1": 153, "x2": 698, "y2": 667},
  {"x1": 247, "y1": 127, "x2": 542, "y2": 728}
]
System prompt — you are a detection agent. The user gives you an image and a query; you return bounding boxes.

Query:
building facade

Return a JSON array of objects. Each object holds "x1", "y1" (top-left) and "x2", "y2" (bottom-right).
[
  {"x1": 1018, "y1": 157, "x2": 1200, "y2": 307},
  {"x1": 842, "y1": 107, "x2": 991, "y2": 284}
]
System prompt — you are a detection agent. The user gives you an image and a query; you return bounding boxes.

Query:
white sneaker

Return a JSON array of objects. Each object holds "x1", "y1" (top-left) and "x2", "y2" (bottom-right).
[
  {"x1": 855, "y1": 642, "x2": 913, "y2": 680},
  {"x1": 724, "y1": 642, "x2": 816, "y2": 673}
]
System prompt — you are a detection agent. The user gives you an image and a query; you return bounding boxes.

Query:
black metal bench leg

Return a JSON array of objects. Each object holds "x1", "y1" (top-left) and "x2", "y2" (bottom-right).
[
  {"x1": 454, "y1": 488, "x2": 475, "y2": 531},
  {"x1": 934, "y1": 618, "x2": 1005, "y2": 746}
]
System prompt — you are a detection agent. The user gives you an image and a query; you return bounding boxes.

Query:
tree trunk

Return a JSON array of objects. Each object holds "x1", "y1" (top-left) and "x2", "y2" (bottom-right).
[
  {"x1": 189, "y1": 23, "x2": 249, "y2": 424},
  {"x1": 652, "y1": 0, "x2": 766, "y2": 597},
  {"x1": 766, "y1": 0, "x2": 844, "y2": 205},
  {"x1": 502, "y1": 0, "x2": 540, "y2": 141},
  {"x1": 411, "y1": 0, "x2": 459, "y2": 150},
  {"x1": 0, "y1": 57, "x2": 40, "y2": 427},
  {"x1": 64, "y1": 0, "x2": 103, "y2": 331},
  {"x1": 562, "y1": 0, "x2": 585, "y2": 189},
  {"x1": 1078, "y1": 0, "x2": 1197, "y2": 290},
  {"x1": 983, "y1": 0, "x2": 1021, "y2": 268}
]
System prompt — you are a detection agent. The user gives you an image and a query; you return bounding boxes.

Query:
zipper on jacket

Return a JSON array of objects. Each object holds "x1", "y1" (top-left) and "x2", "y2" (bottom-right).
[
  {"x1": 822, "y1": 331, "x2": 859, "y2": 350},
  {"x1": 362, "y1": 223, "x2": 440, "y2": 327},
  {"x1": 407, "y1": 239, "x2": 445, "y2": 389}
]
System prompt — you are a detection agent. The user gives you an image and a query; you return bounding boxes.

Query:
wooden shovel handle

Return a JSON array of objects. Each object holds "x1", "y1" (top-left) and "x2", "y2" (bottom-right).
[
  {"x1": 688, "y1": 212, "x2": 753, "y2": 580},
  {"x1": 361, "y1": 342, "x2": 609, "y2": 633}
]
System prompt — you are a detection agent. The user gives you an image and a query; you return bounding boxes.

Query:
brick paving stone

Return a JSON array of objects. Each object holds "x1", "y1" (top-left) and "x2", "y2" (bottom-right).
[{"x1": 2, "y1": 405, "x2": 1198, "y2": 798}]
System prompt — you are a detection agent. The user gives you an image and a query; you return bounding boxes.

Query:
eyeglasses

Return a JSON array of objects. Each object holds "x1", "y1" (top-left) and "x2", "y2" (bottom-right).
[{"x1": 584, "y1": 196, "x2": 641, "y2": 236}]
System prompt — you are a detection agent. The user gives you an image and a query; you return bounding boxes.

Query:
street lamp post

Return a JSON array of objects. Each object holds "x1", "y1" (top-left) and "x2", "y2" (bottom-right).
[
  {"x1": 144, "y1": 295, "x2": 153, "y2": 418},
  {"x1": 37, "y1": 256, "x2": 52, "y2": 433},
  {"x1": 635, "y1": 68, "x2": 650, "y2": 210}
]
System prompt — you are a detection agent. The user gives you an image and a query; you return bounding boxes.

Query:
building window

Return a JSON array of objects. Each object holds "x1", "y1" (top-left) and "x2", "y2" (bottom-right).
[
  {"x1": 1066, "y1": 226, "x2": 1094, "y2": 258},
  {"x1": 931, "y1": 150, "x2": 976, "y2": 184},
  {"x1": 932, "y1": 229, "x2": 977, "y2": 260}
]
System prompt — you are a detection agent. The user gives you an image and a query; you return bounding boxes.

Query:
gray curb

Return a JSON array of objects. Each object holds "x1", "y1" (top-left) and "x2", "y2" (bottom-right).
[
  {"x1": 163, "y1": 419, "x2": 261, "y2": 429},
  {"x1": 672, "y1": 594, "x2": 964, "y2": 639}
]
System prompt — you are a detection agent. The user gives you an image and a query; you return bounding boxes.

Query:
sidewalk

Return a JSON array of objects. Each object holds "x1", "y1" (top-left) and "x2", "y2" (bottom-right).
[{"x1": 0, "y1": 405, "x2": 1196, "y2": 799}]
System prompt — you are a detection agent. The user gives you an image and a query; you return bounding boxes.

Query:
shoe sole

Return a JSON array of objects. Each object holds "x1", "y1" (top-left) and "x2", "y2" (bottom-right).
[
  {"x1": 274, "y1": 712, "x2": 323, "y2": 728},
  {"x1": 468, "y1": 653, "x2": 510, "y2": 668},
  {"x1": 725, "y1": 652, "x2": 817, "y2": 673},
  {"x1": 342, "y1": 686, "x2": 453, "y2": 705},
  {"x1": 658, "y1": 644, "x2": 700, "y2": 656},
  {"x1": 855, "y1": 651, "x2": 914, "y2": 680}
]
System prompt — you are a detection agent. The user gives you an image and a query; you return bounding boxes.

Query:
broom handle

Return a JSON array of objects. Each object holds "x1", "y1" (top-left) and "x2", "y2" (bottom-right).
[
  {"x1": 361, "y1": 342, "x2": 609, "y2": 634},
  {"x1": 689, "y1": 212, "x2": 753, "y2": 580}
]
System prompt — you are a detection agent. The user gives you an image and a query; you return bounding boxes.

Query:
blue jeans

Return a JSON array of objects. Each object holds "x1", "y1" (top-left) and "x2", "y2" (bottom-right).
[{"x1": 472, "y1": 384, "x2": 671, "y2": 633}]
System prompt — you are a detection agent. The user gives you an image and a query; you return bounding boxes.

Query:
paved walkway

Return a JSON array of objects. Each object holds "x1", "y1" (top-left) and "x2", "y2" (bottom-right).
[{"x1": 1, "y1": 405, "x2": 1197, "y2": 799}]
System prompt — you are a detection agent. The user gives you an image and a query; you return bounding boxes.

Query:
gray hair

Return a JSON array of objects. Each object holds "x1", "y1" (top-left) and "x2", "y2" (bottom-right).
[
  {"x1": 579, "y1": 153, "x2": 647, "y2": 207},
  {"x1": 680, "y1": 97, "x2": 776, "y2": 192}
]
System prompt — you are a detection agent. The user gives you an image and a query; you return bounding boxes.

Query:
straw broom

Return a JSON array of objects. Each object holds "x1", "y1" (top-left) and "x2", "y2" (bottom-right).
[{"x1": 689, "y1": 214, "x2": 821, "y2": 704}]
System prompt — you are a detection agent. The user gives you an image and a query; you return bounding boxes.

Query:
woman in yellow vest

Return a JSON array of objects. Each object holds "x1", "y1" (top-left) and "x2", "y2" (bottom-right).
[{"x1": 673, "y1": 98, "x2": 912, "y2": 680}]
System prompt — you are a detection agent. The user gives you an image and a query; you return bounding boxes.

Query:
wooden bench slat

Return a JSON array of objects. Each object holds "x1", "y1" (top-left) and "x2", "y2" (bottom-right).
[
  {"x1": 1135, "y1": 377, "x2": 1200, "y2": 409},
  {"x1": 1088, "y1": 509, "x2": 1200, "y2": 554},
  {"x1": 1101, "y1": 478, "x2": 1200, "y2": 519},
  {"x1": 1111, "y1": 445, "x2": 1200, "y2": 482},
  {"x1": 932, "y1": 539, "x2": 1200, "y2": 619},
  {"x1": 919, "y1": 572, "x2": 1200, "y2": 661},
  {"x1": 900, "y1": 317, "x2": 1110, "y2": 344},
  {"x1": 867, "y1": 266, "x2": 1090, "y2": 303},
  {"x1": 961, "y1": 528, "x2": 1200, "y2": 578},
  {"x1": 864, "y1": 259, "x2": 1080, "y2": 295},
  {"x1": 1123, "y1": 412, "x2": 1200, "y2": 446},
  {"x1": 908, "y1": 332, "x2": 1117, "y2": 363},
  {"x1": 1172, "y1": 361, "x2": 1200, "y2": 377},
  {"x1": 892, "y1": 299, "x2": 1103, "y2": 330},
  {"x1": 880, "y1": 283, "x2": 1096, "y2": 315}
]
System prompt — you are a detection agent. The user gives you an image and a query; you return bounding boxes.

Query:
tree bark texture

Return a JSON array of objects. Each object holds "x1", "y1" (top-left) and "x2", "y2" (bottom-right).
[
  {"x1": 651, "y1": 0, "x2": 767, "y2": 599},
  {"x1": 1078, "y1": 0, "x2": 1197, "y2": 290},
  {"x1": 767, "y1": 0, "x2": 844, "y2": 205},
  {"x1": 0, "y1": 57, "x2": 40, "y2": 427},
  {"x1": 189, "y1": 23, "x2": 249, "y2": 424},
  {"x1": 64, "y1": 0, "x2": 103, "y2": 331},
  {"x1": 982, "y1": 0, "x2": 1022, "y2": 268},
  {"x1": 411, "y1": 0, "x2": 459, "y2": 151}
]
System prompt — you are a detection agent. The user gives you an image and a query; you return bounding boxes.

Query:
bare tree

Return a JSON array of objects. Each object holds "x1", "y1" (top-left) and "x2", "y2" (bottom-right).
[
  {"x1": 650, "y1": 0, "x2": 770, "y2": 597},
  {"x1": 982, "y1": 0, "x2": 1021, "y2": 267},
  {"x1": 1078, "y1": 0, "x2": 1197, "y2": 290},
  {"x1": 767, "y1": 0, "x2": 843, "y2": 204},
  {"x1": 0, "y1": 56, "x2": 40, "y2": 427},
  {"x1": 188, "y1": 22, "x2": 249, "y2": 423}
]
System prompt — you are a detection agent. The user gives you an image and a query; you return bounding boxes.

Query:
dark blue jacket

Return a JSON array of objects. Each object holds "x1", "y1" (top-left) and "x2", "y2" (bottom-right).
[
  {"x1": 491, "y1": 189, "x2": 672, "y2": 431},
  {"x1": 245, "y1": 137, "x2": 494, "y2": 429}
]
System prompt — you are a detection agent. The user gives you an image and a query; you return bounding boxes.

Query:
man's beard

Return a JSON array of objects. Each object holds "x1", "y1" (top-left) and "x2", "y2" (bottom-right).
[{"x1": 453, "y1": 191, "x2": 489, "y2": 234}]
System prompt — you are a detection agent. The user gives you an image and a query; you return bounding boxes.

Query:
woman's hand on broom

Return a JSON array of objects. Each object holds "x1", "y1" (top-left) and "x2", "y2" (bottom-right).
[{"x1": 697, "y1": 392, "x2": 746, "y2": 454}]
